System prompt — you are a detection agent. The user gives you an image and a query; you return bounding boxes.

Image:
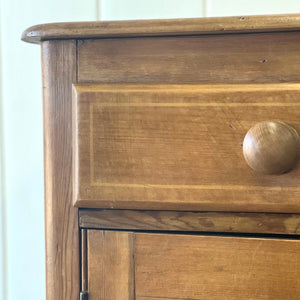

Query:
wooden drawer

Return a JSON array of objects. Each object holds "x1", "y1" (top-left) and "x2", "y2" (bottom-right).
[
  {"x1": 87, "y1": 230, "x2": 300, "y2": 300},
  {"x1": 77, "y1": 32, "x2": 300, "y2": 84},
  {"x1": 73, "y1": 83, "x2": 300, "y2": 213}
]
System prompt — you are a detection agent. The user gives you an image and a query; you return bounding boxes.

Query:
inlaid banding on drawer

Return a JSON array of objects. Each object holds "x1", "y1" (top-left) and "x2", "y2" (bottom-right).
[{"x1": 73, "y1": 83, "x2": 300, "y2": 212}]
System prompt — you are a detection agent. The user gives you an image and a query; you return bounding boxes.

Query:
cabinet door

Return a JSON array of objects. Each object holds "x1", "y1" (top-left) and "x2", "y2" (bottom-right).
[
  {"x1": 87, "y1": 230, "x2": 300, "y2": 300},
  {"x1": 87, "y1": 230, "x2": 134, "y2": 300}
]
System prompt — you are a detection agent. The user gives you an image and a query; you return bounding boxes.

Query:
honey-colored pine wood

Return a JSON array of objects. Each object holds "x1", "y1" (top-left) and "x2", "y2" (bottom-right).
[
  {"x1": 78, "y1": 32, "x2": 300, "y2": 83},
  {"x1": 23, "y1": 16, "x2": 300, "y2": 300},
  {"x1": 136, "y1": 298, "x2": 182, "y2": 300},
  {"x1": 79, "y1": 209, "x2": 300, "y2": 235},
  {"x1": 74, "y1": 83, "x2": 300, "y2": 213},
  {"x1": 136, "y1": 298, "x2": 183, "y2": 300},
  {"x1": 42, "y1": 40, "x2": 79, "y2": 300},
  {"x1": 87, "y1": 230, "x2": 134, "y2": 300},
  {"x1": 22, "y1": 14, "x2": 300, "y2": 44},
  {"x1": 135, "y1": 233, "x2": 300, "y2": 299}
]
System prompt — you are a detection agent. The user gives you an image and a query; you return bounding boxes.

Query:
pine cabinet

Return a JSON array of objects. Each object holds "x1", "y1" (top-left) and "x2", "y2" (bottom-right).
[{"x1": 23, "y1": 14, "x2": 300, "y2": 300}]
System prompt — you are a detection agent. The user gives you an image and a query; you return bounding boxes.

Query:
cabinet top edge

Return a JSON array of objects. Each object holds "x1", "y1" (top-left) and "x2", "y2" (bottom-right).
[{"x1": 22, "y1": 13, "x2": 300, "y2": 44}]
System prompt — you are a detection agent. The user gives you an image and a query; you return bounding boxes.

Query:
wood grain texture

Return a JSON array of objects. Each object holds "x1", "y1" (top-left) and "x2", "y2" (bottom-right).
[
  {"x1": 74, "y1": 83, "x2": 300, "y2": 213},
  {"x1": 136, "y1": 298, "x2": 184, "y2": 300},
  {"x1": 79, "y1": 209, "x2": 300, "y2": 235},
  {"x1": 135, "y1": 233, "x2": 300, "y2": 299},
  {"x1": 78, "y1": 32, "x2": 300, "y2": 83},
  {"x1": 42, "y1": 40, "x2": 79, "y2": 300},
  {"x1": 136, "y1": 298, "x2": 182, "y2": 300},
  {"x1": 22, "y1": 14, "x2": 300, "y2": 44},
  {"x1": 87, "y1": 230, "x2": 134, "y2": 300},
  {"x1": 25, "y1": 17, "x2": 300, "y2": 300}
]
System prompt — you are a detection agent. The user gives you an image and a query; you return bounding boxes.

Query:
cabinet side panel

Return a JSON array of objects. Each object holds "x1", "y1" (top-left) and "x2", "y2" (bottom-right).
[
  {"x1": 42, "y1": 40, "x2": 79, "y2": 300},
  {"x1": 87, "y1": 230, "x2": 135, "y2": 300}
]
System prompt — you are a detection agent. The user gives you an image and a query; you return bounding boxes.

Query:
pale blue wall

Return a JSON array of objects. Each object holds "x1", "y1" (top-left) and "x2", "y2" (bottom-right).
[
  {"x1": 100, "y1": 0, "x2": 204, "y2": 20},
  {"x1": 0, "y1": 2, "x2": 98, "y2": 299},
  {"x1": 206, "y1": 0, "x2": 300, "y2": 17}
]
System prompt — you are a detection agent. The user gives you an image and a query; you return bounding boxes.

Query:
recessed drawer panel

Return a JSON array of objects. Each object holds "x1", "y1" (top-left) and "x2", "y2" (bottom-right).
[
  {"x1": 73, "y1": 83, "x2": 300, "y2": 212},
  {"x1": 135, "y1": 233, "x2": 300, "y2": 300},
  {"x1": 88, "y1": 230, "x2": 300, "y2": 300}
]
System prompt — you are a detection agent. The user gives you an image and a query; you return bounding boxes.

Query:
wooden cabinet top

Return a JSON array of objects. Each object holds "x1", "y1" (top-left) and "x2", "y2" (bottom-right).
[{"x1": 22, "y1": 13, "x2": 300, "y2": 44}]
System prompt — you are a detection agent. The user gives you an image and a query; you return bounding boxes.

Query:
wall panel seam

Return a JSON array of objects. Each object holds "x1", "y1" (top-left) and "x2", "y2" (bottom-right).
[
  {"x1": 0, "y1": 0, "x2": 7, "y2": 297},
  {"x1": 96, "y1": 0, "x2": 101, "y2": 21},
  {"x1": 203, "y1": 0, "x2": 207, "y2": 17}
]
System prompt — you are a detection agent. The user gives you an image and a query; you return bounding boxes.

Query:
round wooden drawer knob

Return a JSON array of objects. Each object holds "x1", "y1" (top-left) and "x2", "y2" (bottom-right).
[{"x1": 243, "y1": 121, "x2": 300, "y2": 174}]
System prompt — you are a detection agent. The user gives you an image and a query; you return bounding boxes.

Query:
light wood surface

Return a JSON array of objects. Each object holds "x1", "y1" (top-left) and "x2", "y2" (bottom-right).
[
  {"x1": 135, "y1": 233, "x2": 300, "y2": 299},
  {"x1": 136, "y1": 298, "x2": 185, "y2": 300},
  {"x1": 136, "y1": 298, "x2": 189, "y2": 300},
  {"x1": 79, "y1": 209, "x2": 300, "y2": 235},
  {"x1": 87, "y1": 230, "x2": 134, "y2": 300},
  {"x1": 42, "y1": 40, "x2": 79, "y2": 300},
  {"x1": 22, "y1": 14, "x2": 300, "y2": 44},
  {"x1": 74, "y1": 83, "x2": 300, "y2": 213},
  {"x1": 243, "y1": 121, "x2": 300, "y2": 174},
  {"x1": 78, "y1": 32, "x2": 300, "y2": 83},
  {"x1": 87, "y1": 230, "x2": 300, "y2": 299}
]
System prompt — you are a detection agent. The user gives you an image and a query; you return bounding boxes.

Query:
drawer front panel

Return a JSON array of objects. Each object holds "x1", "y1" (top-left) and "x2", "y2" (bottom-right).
[
  {"x1": 135, "y1": 233, "x2": 300, "y2": 300},
  {"x1": 87, "y1": 230, "x2": 300, "y2": 300},
  {"x1": 78, "y1": 32, "x2": 300, "y2": 84},
  {"x1": 74, "y1": 83, "x2": 300, "y2": 212}
]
